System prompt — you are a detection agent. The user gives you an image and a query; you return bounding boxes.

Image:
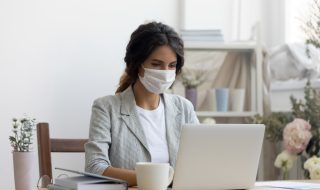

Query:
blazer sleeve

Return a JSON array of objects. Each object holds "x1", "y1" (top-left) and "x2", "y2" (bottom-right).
[
  {"x1": 85, "y1": 98, "x2": 112, "y2": 175},
  {"x1": 187, "y1": 100, "x2": 200, "y2": 124}
]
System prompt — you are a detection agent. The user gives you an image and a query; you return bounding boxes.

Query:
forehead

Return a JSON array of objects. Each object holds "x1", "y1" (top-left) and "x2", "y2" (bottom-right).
[{"x1": 147, "y1": 45, "x2": 177, "y2": 61}]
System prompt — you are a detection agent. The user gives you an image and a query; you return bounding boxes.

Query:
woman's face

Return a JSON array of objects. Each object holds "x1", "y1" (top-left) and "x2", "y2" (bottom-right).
[{"x1": 139, "y1": 45, "x2": 177, "y2": 77}]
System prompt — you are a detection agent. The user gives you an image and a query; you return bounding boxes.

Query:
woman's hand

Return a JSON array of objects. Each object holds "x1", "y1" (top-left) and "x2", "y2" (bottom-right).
[{"x1": 103, "y1": 166, "x2": 137, "y2": 187}]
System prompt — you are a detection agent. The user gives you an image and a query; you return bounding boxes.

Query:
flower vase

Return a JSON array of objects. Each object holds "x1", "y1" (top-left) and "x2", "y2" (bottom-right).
[
  {"x1": 12, "y1": 151, "x2": 35, "y2": 190},
  {"x1": 300, "y1": 155, "x2": 310, "y2": 179},
  {"x1": 185, "y1": 87, "x2": 197, "y2": 110}
]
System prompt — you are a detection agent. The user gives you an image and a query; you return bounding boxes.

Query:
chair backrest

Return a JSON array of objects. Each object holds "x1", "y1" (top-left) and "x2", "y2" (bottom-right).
[{"x1": 37, "y1": 122, "x2": 88, "y2": 186}]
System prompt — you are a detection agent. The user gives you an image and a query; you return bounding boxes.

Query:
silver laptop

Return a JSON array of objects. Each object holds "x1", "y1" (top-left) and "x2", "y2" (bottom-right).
[{"x1": 172, "y1": 124, "x2": 265, "y2": 190}]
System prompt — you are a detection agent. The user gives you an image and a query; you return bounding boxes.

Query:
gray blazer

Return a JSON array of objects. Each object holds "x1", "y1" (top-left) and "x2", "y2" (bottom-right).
[{"x1": 85, "y1": 86, "x2": 199, "y2": 175}]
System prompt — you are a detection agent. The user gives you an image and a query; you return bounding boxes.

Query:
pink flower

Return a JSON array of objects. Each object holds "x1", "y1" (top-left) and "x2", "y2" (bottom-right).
[{"x1": 283, "y1": 118, "x2": 312, "y2": 154}]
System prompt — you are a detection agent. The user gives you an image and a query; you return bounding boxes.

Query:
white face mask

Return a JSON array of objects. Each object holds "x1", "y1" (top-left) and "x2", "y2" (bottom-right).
[{"x1": 139, "y1": 67, "x2": 176, "y2": 94}]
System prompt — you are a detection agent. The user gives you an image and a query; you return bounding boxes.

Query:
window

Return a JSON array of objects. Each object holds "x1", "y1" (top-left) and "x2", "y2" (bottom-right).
[{"x1": 285, "y1": 0, "x2": 313, "y2": 43}]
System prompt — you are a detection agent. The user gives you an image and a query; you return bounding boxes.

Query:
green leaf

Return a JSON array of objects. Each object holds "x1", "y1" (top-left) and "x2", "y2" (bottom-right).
[{"x1": 9, "y1": 136, "x2": 16, "y2": 142}]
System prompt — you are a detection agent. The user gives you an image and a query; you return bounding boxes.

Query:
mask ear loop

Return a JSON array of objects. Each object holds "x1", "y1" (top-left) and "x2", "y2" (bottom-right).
[{"x1": 139, "y1": 64, "x2": 146, "y2": 78}]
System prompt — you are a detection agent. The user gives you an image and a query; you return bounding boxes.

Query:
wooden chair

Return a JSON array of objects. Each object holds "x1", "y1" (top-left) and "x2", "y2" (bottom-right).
[{"x1": 37, "y1": 122, "x2": 88, "y2": 187}]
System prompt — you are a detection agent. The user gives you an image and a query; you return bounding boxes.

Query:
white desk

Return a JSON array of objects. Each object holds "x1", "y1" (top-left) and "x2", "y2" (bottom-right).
[
  {"x1": 129, "y1": 181, "x2": 320, "y2": 189},
  {"x1": 5, "y1": 180, "x2": 320, "y2": 190}
]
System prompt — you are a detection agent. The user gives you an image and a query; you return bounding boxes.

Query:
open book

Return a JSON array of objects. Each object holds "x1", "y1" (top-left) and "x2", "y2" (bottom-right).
[{"x1": 47, "y1": 167, "x2": 128, "y2": 190}]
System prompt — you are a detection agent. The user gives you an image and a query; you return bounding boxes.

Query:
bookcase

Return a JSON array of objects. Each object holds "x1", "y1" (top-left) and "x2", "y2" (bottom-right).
[{"x1": 184, "y1": 39, "x2": 264, "y2": 119}]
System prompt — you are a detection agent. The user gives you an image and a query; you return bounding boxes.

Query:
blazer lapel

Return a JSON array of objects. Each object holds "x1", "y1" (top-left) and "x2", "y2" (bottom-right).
[
  {"x1": 120, "y1": 87, "x2": 150, "y2": 152},
  {"x1": 162, "y1": 93, "x2": 182, "y2": 167}
]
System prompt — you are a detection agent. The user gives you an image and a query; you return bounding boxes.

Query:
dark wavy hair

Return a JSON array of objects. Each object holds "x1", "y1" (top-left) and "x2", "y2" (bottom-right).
[{"x1": 116, "y1": 22, "x2": 184, "y2": 93}]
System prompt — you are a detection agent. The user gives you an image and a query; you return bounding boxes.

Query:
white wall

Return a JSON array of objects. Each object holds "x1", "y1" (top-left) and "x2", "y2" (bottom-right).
[
  {"x1": 180, "y1": 0, "x2": 286, "y2": 48},
  {"x1": 260, "y1": 0, "x2": 286, "y2": 48},
  {"x1": 181, "y1": 0, "x2": 261, "y2": 41},
  {"x1": 181, "y1": 0, "x2": 239, "y2": 41},
  {"x1": 0, "y1": 0, "x2": 179, "y2": 188}
]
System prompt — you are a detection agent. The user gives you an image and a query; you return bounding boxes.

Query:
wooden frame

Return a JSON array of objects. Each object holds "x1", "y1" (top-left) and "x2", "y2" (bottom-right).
[{"x1": 37, "y1": 122, "x2": 88, "y2": 187}]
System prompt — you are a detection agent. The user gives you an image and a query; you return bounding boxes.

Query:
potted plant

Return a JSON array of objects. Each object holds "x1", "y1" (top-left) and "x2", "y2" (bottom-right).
[
  {"x1": 252, "y1": 81, "x2": 320, "y2": 180},
  {"x1": 179, "y1": 67, "x2": 208, "y2": 109},
  {"x1": 9, "y1": 115, "x2": 36, "y2": 190}
]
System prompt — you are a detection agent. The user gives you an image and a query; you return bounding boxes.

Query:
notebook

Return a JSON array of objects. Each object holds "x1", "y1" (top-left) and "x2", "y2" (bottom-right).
[
  {"x1": 172, "y1": 124, "x2": 265, "y2": 190},
  {"x1": 48, "y1": 167, "x2": 128, "y2": 190}
]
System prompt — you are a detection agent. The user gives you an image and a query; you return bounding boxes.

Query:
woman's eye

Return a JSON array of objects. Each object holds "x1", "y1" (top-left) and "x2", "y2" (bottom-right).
[
  {"x1": 151, "y1": 63, "x2": 161, "y2": 67},
  {"x1": 169, "y1": 63, "x2": 177, "y2": 68}
]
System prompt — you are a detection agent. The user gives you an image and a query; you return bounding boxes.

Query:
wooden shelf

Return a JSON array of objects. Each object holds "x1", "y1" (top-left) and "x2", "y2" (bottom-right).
[
  {"x1": 184, "y1": 41, "x2": 257, "y2": 52},
  {"x1": 196, "y1": 111, "x2": 257, "y2": 118}
]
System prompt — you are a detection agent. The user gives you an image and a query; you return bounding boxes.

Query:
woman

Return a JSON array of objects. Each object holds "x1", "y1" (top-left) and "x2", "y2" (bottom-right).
[{"x1": 85, "y1": 22, "x2": 199, "y2": 186}]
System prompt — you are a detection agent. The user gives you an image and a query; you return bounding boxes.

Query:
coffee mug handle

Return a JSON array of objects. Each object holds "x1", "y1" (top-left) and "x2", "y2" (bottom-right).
[{"x1": 167, "y1": 166, "x2": 174, "y2": 186}]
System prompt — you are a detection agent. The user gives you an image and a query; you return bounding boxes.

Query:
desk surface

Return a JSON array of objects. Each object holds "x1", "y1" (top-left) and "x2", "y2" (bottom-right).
[
  {"x1": 1, "y1": 188, "x2": 289, "y2": 190},
  {"x1": 5, "y1": 181, "x2": 320, "y2": 190},
  {"x1": 127, "y1": 180, "x2": 320, "y2": 190},
  {"x1": 127, "y1": 187, "x2": 283, "y2": 190}
]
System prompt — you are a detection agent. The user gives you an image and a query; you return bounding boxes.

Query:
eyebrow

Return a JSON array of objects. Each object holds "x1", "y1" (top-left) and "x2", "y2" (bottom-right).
[{"x1": 151, "y1": 59, "x2": 177, "y2": 64}]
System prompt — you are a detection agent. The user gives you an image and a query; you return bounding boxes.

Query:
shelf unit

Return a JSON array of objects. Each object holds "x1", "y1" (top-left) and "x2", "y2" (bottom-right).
[
  {"x1": 184, "y1": 39, "x2": 264, "y2": 119},
  {"x1": 196, "y1": 111, "x2": 257, "y2": 118},
  {"x1": 184, "y1": 41, "x2": 257, "y2": 52}
]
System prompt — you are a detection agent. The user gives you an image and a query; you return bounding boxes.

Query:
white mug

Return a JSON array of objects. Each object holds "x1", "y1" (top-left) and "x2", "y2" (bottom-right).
[
  {"x1": 230, "y1": 88, "x2": 245, "y2": 111},
  {"x1": 135, "y1": 162, "x2": 174, "y2": 190}
]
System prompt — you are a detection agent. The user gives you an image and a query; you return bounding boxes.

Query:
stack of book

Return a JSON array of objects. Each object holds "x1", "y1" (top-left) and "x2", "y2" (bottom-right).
[
  {"x1": 48, "y1": 168, "x2": 128, "y2": 190},
  {"x1": 180, "y1": 29, "x2": 224, "y2": 42}
]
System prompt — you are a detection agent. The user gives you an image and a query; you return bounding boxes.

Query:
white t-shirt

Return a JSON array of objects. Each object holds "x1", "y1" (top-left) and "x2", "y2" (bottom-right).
[{"x1": 136, "y1": 99, "x2": 169, "y2": 163}]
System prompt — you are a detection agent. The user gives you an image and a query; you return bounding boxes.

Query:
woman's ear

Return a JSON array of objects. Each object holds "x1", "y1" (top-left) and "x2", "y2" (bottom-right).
[{"x1": 138, "y1": 64, "x2": 144, "y2": 78}]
